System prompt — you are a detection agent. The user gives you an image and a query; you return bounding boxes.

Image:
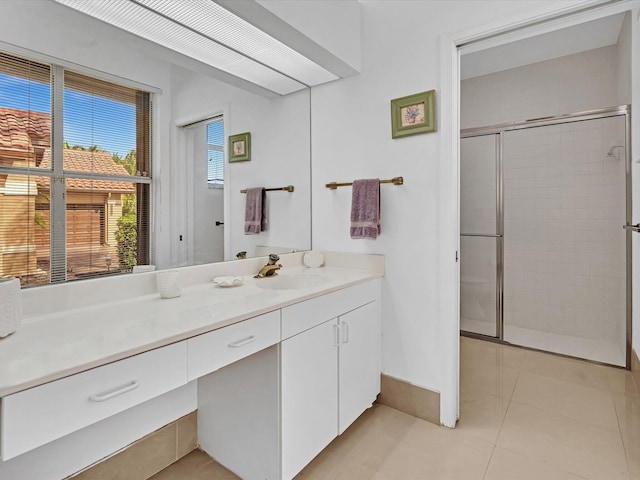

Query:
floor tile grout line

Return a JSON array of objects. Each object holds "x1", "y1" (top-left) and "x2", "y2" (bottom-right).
[
  {"x1": 610, "y1": 388, "x2": 636, "y2": 480},
  {"x1": 494, "y1": 344, "x2": 630, "y2": 480},
  {"x1": 480, "y1": 445, "x2": 499, "y2": 480}
]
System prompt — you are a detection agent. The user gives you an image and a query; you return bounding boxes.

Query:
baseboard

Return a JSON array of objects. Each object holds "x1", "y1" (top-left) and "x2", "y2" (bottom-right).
[
  {"x1": 632, "y1": 348, "x2": 640, "y2": 393},
  {"x1": 68, "y1": 411, "x2": 197, "y2": 480},
  {"x1": 377, "y1": 374, "x2": 440, "y2": 426}
]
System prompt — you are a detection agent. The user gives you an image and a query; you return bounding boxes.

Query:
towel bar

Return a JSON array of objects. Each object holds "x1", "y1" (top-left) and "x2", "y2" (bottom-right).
[
  {"x1": 240, "y1": 185, "x2": 294, "y2": 193},
  {"x1": 325, "y1": 176, "x2": 403, "y2": 190}
]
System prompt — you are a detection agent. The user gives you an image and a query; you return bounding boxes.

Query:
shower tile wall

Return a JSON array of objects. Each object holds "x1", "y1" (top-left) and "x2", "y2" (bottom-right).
[{"x1": 502, "y1": 116, "x2": 627, "y2": 366}]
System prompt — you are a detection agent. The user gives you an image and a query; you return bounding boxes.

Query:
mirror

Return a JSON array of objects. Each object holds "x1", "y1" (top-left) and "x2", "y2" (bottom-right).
[{"x1": 171, "y1": 65, "x2": 312, "y2": 267}]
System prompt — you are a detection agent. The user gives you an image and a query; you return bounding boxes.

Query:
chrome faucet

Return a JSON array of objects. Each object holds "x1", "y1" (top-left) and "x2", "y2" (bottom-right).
[{"x1": 254, "y1": 254, "x2": 282, "y2": 278}]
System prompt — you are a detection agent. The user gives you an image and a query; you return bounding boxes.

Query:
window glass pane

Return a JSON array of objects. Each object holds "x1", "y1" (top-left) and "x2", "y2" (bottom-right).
[
  {"x1": 207, "y1": 118, "x2": 223, "y2": 186},
  {"x1": 64, "y1": 179, "x2": 138, "y2": 280},
  {"x1": 64, "y1": 71, "x2": 137, "y2": 169},
  {"x1": 0, "y1": 53, "x2": 51, "y2": 286},
  {"x1": 59, "y1": 71, "x2": 150, "y2": 282},
  {"x1": 207, "y1": 119, "x2": 223, "y2": 146},
  {"x1": 208, "y1": 149, "x2": 224, "y2": 186}
]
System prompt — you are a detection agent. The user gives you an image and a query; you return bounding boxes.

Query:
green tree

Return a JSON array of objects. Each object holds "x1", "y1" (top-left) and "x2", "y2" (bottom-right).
[
  {"x1": 113, "y1": 150, "x2": 137, "y2": 216},
  {"x1": 115, "y1": 214, "x2": 137, "y2": 272}
]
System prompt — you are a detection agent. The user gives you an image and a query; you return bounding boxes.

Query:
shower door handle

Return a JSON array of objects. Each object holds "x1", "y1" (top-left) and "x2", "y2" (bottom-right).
[{"x1": 623, "y1": 224, "x2": 640, "y2": 232}]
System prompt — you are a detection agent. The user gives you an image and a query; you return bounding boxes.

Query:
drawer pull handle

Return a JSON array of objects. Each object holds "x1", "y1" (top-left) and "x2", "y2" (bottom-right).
[
  {"x1": 341, "y1": 321, "x2": 349, "y2": 344},
  {"x1": 333, "y1": 324, "x2": 339, "y2": 347},
  {"x1": 89, "y1": 379, "x2": 140, "y2": 402},
  {"x1": 228, "y1": 335, "x2": 256, "y2": 348}
]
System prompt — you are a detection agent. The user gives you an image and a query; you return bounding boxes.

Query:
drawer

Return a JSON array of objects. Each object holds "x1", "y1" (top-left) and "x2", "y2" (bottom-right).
[
  {"x1": 187, "y1": 310, "x2": 280, "y2": 381},
  {"x1": 281, "y1": 279, "x2": 380, "y2": 339},
  {"x1": 0, "y1": 342, "x2": 187, "y2": 460}
]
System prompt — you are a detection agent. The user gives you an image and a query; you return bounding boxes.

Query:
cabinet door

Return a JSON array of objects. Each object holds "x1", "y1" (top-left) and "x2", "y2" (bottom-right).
[
  {"x1": 338, "y1": 300, "x2": 381, "y2": 434},
  {"x1": 281, "y1": 319, "x2": 338, "y2": 480}
]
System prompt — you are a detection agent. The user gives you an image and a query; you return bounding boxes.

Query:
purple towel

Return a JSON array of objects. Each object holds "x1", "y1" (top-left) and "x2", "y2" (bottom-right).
[
  {"x1": 350, "y1": 179, "x2": 380, "y2": 239},
  {"x1": 244, "y1": 187, "x2": 268, "y2": 235}
]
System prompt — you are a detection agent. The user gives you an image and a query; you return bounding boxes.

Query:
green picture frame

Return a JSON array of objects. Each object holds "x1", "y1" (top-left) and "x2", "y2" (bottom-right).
[
  {"x1": 229, "y1": 132, "x2": 251, "y2": 162},
  {"x1": 390, "y1": 90, "x2": 436, "y2": 139}
]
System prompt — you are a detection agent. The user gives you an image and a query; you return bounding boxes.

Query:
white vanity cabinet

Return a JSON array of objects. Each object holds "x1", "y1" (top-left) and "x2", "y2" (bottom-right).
[
  {"x1": 280, "y1": 280, "x2": 381, "y2": 479},
  {"x1": 0, "y1": 342, "x2": 188, "y2": 461},
  {"x1": 336, "y1": 300, "x2": 382, "y2": 434},
  {"x1": 280, "y1": 282, "x2": 381, "y2": 479},
  {"x1": 0, "y1": 260, "x2": 383, "y2": 480},
  {"x1": 281, "y1": 318, "x2": 339, "y2": 480},
  {"x1": 196, "y1": 279, "x2": 381, "y2": 480},
  {"x1": 187, "y1": 310, "x2": 281, "y2": 380}
]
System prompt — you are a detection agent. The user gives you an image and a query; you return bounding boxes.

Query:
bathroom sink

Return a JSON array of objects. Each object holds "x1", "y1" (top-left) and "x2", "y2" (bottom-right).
[{"x1": 256, "y1": 274, "x2": 325, "y2": 290}]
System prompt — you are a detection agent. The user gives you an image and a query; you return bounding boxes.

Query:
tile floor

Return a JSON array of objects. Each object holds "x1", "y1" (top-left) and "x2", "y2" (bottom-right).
[{"x1": 150, "y1": 337, "x2": 640, "y2": 480}]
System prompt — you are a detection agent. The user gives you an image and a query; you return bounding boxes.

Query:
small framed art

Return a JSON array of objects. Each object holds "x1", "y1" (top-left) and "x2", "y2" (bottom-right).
[
  {"x1": 390, "y1": 90, "x2": 436, "y2": 139},
  {"x1": 229, "y1": 132, "x2": 251, "y2": 162}
]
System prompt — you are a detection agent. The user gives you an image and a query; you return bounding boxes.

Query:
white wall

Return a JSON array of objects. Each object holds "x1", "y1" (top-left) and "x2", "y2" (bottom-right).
[
  {"x1": 617, "y1": 12, "x2": 632, "y2": 104},
  {"x1": 310, "y1": 0, "x2": 588, "y2": 396}
]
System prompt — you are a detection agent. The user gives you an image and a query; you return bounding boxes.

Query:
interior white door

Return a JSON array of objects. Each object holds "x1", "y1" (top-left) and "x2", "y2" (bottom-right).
[
  {"x1": 281, "y1": 319, "x2": 338, "y2": 480},
  {"x1": 338, "y1": 300, "x2": 381, "y2": 434},
  {"x1": 184, "y1": 120, "x2": 224, "y2": 265}
]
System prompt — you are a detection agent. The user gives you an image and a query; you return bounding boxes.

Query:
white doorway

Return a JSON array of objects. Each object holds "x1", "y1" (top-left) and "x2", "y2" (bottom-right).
[
  {"x1": 183, "y1": 116, "x2": 225, "y2": 265},
  {"x1": 438, "y1": 0, "x2": 638, "y2": 427}
]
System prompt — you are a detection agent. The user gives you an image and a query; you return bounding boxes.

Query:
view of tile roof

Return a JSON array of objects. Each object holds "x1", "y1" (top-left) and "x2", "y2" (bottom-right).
[
  {"x1": 0, "y1": 107, "x2": 50, "y2": 151},
  {"x1": 37, "y1": 148, "x2": 135, "y2": 192},
  {"x1": 0, "y1": 107, "x2": 135, "y2": 193}
]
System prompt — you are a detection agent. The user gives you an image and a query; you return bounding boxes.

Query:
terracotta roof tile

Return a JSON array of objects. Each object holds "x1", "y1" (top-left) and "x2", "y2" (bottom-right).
[
  {"x1": 0, "y1": 108, "x2": 135, "y2": 193},
  {"x1": 0, "y1": 107, "x2": 50, "y2": 150},
  {"x1": 37, "y1": 149, "x2": 135, "y2": 193}
]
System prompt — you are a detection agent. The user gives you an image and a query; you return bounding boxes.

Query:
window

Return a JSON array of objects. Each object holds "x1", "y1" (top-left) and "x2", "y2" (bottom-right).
[
  {"x1": 207, "y1": 117, "x2": 224, "y2": 187},
  {"x1": 0, "y1": 51, "x2": 151, "y2": 286}
]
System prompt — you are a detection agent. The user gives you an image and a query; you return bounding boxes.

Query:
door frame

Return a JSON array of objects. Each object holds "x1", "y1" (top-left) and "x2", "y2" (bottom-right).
[{"x1": 438, "y1": 0, "x2": 637, "y2": 428}]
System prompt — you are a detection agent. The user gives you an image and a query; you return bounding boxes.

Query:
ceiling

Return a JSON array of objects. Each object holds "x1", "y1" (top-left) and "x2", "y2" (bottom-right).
[
  {"x1": 461, "y1": 12, "x2": 627, "y2": 80},
  {"x1": 52, "y1": 0, "x2": 341, "y2": 96}
]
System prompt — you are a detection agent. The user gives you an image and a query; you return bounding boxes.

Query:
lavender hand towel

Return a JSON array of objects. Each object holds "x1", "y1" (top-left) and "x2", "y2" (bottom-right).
[
  {"x1": 244, "y1": 187, "x2": 268, "y2": 235},
  {"x1": 350, "y1": 179, "x2": 380, "y2": 239}
]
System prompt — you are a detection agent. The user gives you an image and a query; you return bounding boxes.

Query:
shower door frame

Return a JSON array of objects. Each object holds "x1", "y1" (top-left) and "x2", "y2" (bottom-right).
[{"x1": 460, "y1": 104, "x2": 632, "y2": 368}]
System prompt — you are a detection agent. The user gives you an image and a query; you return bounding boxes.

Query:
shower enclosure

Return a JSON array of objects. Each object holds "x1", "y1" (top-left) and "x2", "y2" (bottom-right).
[{"x1": 460, "y1": 106, "x2": 630, "y2": 367}]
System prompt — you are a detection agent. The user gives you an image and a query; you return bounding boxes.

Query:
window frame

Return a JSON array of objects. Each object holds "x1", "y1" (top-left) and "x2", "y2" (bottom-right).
[{"x1": 0, "y1": 49, "x2": 153, "y2": 286}]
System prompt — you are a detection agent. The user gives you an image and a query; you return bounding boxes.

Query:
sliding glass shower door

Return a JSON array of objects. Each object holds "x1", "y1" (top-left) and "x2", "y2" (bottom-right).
[
  {"x1": 460, "y1": 109, "x2": 629, "y2": 367},
  {"x1": 502, "y1": 116, "x2": 627, "y2": 366},
  {"x1": 460, "y1": 134, "x2": 501, "y2": 338}
]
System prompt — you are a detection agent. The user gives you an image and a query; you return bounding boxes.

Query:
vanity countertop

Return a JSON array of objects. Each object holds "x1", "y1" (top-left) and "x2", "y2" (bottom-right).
[{"x1": 0, "y1": 253, "x2": 383, "y2": 397}]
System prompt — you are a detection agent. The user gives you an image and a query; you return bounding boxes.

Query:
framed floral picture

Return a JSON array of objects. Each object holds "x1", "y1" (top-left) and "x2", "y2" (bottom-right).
[
  {"x1": 390, "y1": 90, "x2": 436, "y2": 139},
  {"x1": 229, "y1": 132, "x2": 251, "y2": 162}
]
